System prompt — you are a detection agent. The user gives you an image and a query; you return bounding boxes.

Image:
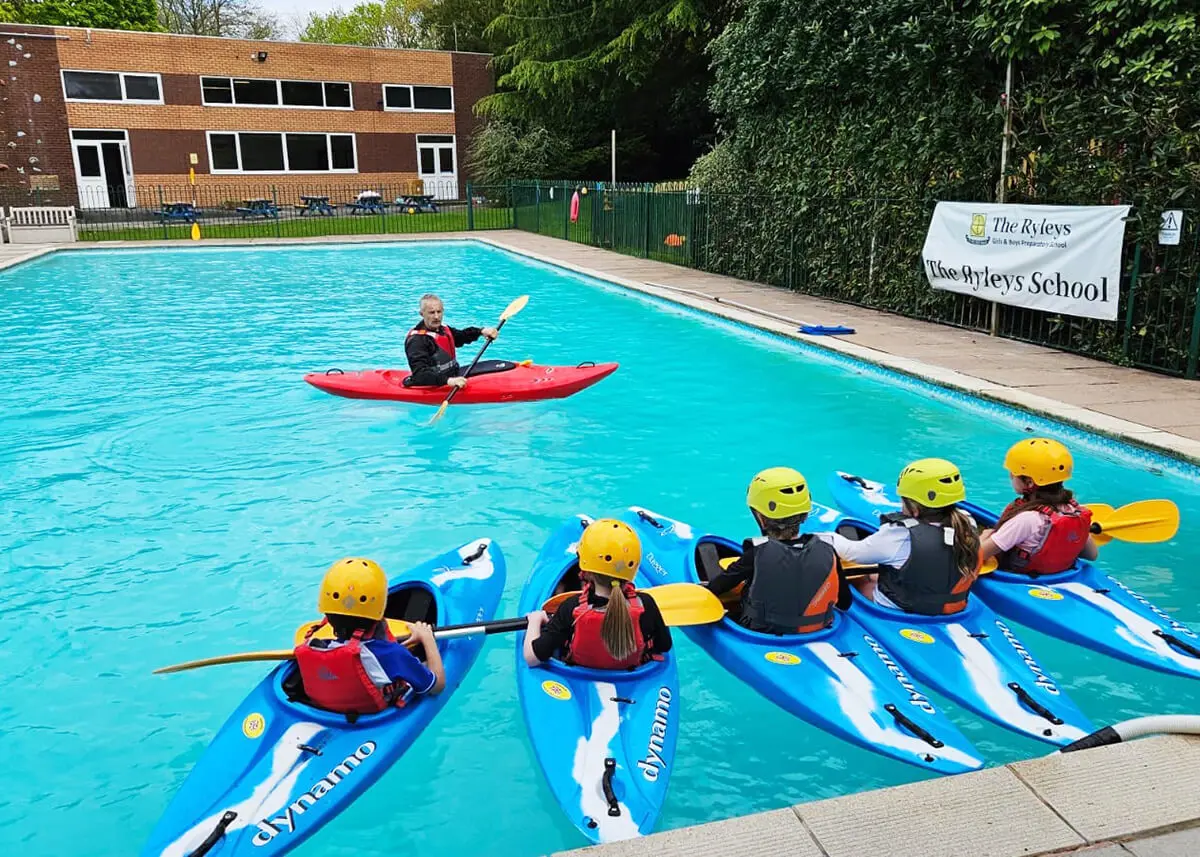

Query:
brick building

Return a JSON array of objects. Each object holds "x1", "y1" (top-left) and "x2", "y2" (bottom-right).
[{"x1": 0, "y1": 25, "x2": 492, "y2": 208}]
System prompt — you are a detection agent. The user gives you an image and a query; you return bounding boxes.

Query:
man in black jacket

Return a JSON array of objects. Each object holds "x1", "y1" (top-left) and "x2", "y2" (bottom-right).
[{"x1": 404, "y1": 293, "x2": 498, "y2": 388}]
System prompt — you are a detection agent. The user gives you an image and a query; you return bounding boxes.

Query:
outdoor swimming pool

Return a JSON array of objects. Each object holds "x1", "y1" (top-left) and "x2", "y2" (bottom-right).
[{"x1": 3, "y1": 239, "x2": 1198, "y2": 857}]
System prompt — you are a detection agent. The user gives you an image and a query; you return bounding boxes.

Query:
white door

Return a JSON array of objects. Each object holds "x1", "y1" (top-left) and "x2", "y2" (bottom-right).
[
  {"x1": 71, "y1": 130, "x2": 136, "y2": 209},
  {"x1": 416, "y1": 134, "x2": 458, "y2": 201}
]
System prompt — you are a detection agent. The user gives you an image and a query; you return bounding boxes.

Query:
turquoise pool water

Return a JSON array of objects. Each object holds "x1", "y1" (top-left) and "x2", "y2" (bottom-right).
[{"x1": 3, "y1": 240, "x2": 1199, "y2": 856}]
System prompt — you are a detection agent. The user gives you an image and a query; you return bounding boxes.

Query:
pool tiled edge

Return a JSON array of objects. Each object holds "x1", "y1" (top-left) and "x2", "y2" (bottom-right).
[{"x1": 549, "y1": 735, "x2": 1200, "y2": 857}]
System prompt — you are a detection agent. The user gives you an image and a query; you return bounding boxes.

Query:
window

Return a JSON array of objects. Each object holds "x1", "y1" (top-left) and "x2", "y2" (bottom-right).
[
  {"x1": 383, "y1": 84, "x2": 453, "y2": 112},
  {"x1": 209, "y1": 133, "x2": 238, "y2": 171},
  {"x1": 201, "y1": 76, "x2": 354, "y2": 109},
  {"x1": 206, "y1": 131, "x2": 357, "y2": 173},
  {"x1": 77, "y1": 146, "x2": 102, "y2": 178},
  {"x1": 62, "y1": 70, "x2": 162, "y2": 103},
  {"x1": 234, "y1": 78, "x2": 279, "y2": 106}
]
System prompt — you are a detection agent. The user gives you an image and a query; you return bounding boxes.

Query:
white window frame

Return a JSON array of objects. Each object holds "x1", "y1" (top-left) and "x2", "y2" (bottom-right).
[
  {"x1": 382, "y1": 84, "x2": 455, "y2": 113},
  {"x1": 205, "y1": 130, "x2": 359, "y2": 175},
  {"x1": 61, "y1": 70, "x2": 164, "y2": 105},
  {"x1": 199, "y1": 76, "x2": 354, "y2": 111}
]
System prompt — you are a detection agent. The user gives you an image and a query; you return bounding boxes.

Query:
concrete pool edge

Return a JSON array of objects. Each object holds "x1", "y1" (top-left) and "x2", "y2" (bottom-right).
[
  {"x1": 7, "y1": 233, "x2": 1200, "y2": 469},
  {"x1": 549, "y1": 734, "x2": 1200, "y2": 857}
]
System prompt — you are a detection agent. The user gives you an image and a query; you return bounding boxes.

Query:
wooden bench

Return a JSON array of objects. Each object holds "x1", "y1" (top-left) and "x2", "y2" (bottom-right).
[{"x1": 4, "y1": 206, "x2": 78, "y2": 243}]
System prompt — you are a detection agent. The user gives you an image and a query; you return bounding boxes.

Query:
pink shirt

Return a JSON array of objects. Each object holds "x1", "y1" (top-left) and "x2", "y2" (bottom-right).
[{"x1": 990, "y1": 509, "x2": 1051, "y2": 554}]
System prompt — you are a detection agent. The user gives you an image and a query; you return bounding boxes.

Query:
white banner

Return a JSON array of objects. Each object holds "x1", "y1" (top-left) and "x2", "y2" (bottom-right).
[{"x1": 921, "y1": 202, "x2": 1131, "y2": 321}]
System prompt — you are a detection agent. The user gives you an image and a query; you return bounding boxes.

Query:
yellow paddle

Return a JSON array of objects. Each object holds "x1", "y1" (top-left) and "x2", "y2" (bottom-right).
[
  {"x1": 153, "y1": 582, "x2": 723, "y2": 675},
  {"x1": 1087, "y1": 499, "x2": 1179, "y2": 546},
  {"x1": 427, "y1": 294, "x2": 529, "y2": 426}
]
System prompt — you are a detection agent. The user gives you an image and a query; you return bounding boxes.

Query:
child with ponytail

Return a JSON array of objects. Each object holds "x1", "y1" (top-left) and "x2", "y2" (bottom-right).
[{"x1": 524, "y1": 519, "x2": 672, "y2": 669}]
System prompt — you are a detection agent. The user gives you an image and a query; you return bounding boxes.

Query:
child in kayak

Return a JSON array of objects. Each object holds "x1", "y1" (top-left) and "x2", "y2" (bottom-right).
[
  {"x1": 524, "y1": 519, "x2": 673, "y2": 669},
  {"x1": 294, "y1": 557, "x2": 446, "y2": 714},
  {"x1": 979, "y1": 438, "x2": 1099, "y2": 574},
  {"x1": 705, "y1": 467, "x2": 840, "y2": 634},
  {"x1": 819, "y1": 458, "x2": 981, "y2": 614}
]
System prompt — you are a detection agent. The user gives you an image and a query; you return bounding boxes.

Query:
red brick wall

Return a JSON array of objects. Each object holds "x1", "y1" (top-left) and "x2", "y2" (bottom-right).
[
  {"x1": 0, "y1": 26, "x2": 75, "y2": 205},
  {"x1": 451, "y1": 53, "x2": 493, "y2": 196}
]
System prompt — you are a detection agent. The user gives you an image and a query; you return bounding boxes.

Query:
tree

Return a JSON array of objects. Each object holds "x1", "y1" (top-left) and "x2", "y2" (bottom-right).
[
  {"x1": 2, "y1": 0, "x2": 160, "y2": 30},
  {"x1": 299, "y1": 0, "x2": 435, "y2": 48},
  {"x1": 467, "y1": 122, "x2": 573, "y2": 184},
  {"x1": 158, "y1": 0, "x2": 281, "y2": 37},
  {"x1": 422, "y1": 0, "x2": 504, "y2": 52},
  {"x1": 477, "y1": 0, "x2": 730, "y2": 180}
]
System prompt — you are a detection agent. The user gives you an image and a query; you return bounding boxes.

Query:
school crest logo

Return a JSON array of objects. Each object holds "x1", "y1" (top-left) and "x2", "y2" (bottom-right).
[{"x1": 966, "y1": 213, "x2": 991, "y2": 245}]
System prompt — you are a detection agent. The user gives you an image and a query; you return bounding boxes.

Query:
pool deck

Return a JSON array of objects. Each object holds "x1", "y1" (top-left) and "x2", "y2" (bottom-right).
[
  {"x1": 5, "y1": 230, "x2": 1200, "y2": 464},
  {"x1": 551, "y1": 734, "x2": 1200, "y2": 857}
]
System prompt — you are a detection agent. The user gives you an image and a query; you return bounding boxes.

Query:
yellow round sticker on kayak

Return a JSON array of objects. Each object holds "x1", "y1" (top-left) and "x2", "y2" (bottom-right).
[
  {"x1": 764, "y1": 651, "x2": 801, "y2": 665},
  {"x1": 900, "y1": 629, "x2": 935, "y2": 644},
  {"x1": 542, "y1": 680, "x2": 572, "y2": 701},
  {"x1": 242, "y1": 712, "x2": 266, "y2": 739},
  {"x1": 1028, "y1": 588, "x2": 1064, "y2": 601}
]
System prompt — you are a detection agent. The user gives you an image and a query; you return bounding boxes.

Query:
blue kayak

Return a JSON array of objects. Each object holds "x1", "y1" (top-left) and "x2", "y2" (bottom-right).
[
  {"x1": 516, "y1": 515, "x2": 681, "y2": 844},
  {"x1": 142, "y1": 539, "x2": 506, "y2": 857},
  {"x1": 622, "y1": 506, "x2": 984, "y2": 774},
  {"x1": 829, "y1": 471, "x2": 1200, "y2": 680},
  {"x1": 802, "y1": 496, "x2": 1094, "y2": 746}
]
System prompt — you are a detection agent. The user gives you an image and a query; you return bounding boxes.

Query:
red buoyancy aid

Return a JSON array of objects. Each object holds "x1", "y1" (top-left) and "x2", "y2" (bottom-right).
[
  {"x1": 293, "y1": 622, "x2": 409, "y2": 715},
  {"x1": 566, "y1": 582, "x2": 648, "y2": 670},
  {"x1": 406, "y1": 325, "x2": 456, "y2": 361},
  {"x1": 998, "y1": 499, "x2": 1093, "y2": 575}
]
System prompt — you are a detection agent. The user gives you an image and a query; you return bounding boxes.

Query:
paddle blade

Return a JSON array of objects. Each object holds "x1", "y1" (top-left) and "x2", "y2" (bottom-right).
[
  {"x1": 154, "y1": 650, "x2": 293, "y2": 675},
  {"x1": 1090, "y1": 499, "x2": 1179, "y2": 544},
  {"x1": 427, "y1": 399, "x2": 450, "y2": 426},
  {"x1": 542, "y1": 583, "x2": 724, "y2": 627},
  {"x1": 190, "y1": 222, "x2": 201, "y2": 241},
  {"x1": 292, "y1": 618, "x2": 411, "y2": 648},
  {"x1": 501, "y1": 294, "x2": 530, "y2": 322},
  {"x1": 1085, "y1": 503, "x2": 1117, "y2": 545}
]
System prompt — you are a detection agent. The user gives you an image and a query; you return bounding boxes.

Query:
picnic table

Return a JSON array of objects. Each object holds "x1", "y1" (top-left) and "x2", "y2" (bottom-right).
[
  {"x1": 396, "y1": 194, "x2": 439, "y2": 214},
  {"x1": 237, "y1": 198, "x2": 279, "y2": 219},
  {"x1": 158, "y1": 201, "x2": 198, "y2": 223},
  {"x1": 298, "y1": 195, "x2": 334, "y2": 217},
  {"x1": 347, "y1": 194, "x2": 389, "y2": 215}
]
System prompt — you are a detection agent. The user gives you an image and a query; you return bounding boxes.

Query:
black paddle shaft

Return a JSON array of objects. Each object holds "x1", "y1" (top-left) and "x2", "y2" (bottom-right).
[{"x1": 442, "y1": 315, "x2": 513, "y2": 406}]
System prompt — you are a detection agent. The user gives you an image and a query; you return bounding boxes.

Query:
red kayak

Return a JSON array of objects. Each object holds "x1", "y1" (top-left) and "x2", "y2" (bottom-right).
[{"x1": 304, "y1": 361, "x2": 618, "y2": 405}]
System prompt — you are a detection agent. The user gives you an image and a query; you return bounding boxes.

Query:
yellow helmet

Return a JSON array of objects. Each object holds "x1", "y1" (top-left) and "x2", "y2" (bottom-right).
[
  {"x1": 1004, "y1": 438, "x2": 1073, "y2": 486},
  {"x1": 578, "y1": 519, "x2": 641, "y2": 582},
  {"x1": 897, "y1": 458, "x2": 966, "y2": 509},
  {"x1": 747, "y1": 467, "x2": 812, "y2": 519},
  {"x1": 317, "y1": 557, "x2": 388, "y2": 621}
]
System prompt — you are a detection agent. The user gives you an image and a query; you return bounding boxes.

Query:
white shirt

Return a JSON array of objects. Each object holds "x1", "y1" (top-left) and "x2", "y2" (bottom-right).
[{"x1": 815, "y1": 513, "x2": 977, "y2": 568}]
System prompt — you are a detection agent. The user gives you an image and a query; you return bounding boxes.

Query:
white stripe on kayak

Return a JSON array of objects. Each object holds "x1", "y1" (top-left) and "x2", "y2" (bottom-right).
[
  {"x1": 160, "y1": 721, "x2": 324, "y2": 857},
  {"x1": 627, "y1": 507, "x2": 692, "y2": 541},
  {"x1": 1058, "y1": 581, "x2": 1200, "y2": 674},
  {"x1": 430, "y1": 539, "x2": 496, "y2": 586},
  {"x1": 811, "y1": 642, "x2": 983, "y2": 769},
  {"x1": 944, "y1": 624, "x2": 1088, "y2": 742},
  {"x1": 571, "y1": 682, "x2": 642, "y2": 843}
]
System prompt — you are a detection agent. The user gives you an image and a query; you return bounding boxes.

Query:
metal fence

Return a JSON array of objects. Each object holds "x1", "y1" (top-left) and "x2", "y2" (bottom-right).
[
  {"x1": 508, "y1": 180, "x2": 1200, "y2": 379},
  {"x1": 1, "y1": 181, "x2": 514, "y2": 242}
]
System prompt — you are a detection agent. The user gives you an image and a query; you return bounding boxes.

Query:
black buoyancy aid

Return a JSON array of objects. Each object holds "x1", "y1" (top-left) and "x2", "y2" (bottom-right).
[
  {"x1": 741, "y1": 535, "x2": 839, "y2": 634},
  {"x1": 876, "y1": 514, "x2": 972, "y2": 615},
  {"x1": 566, "y1": 581, "x2": 649, "y2": 670},
  {"x1": 406, "y1": 324, "x2": 457, "y2": 362}
]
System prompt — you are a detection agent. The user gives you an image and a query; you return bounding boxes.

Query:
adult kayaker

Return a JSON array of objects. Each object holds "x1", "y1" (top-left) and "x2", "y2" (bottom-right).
[
  {"x1": 524, "y1": 519, "x2": 673, "y2": 668},
  {"x1": 404, "y1": 293, "x2": 498, "y2": 388},
  {"x1": 818, "y1": 458, "x2": 981, "y2": 614},
  {"x1": 705, "y1": 467, "x2": 841, "y2": 634},
  {"x1": 294, "y1": 557, "x2": 446, "y2": 713},
  {"x1": 979, "y1": 438, "x2": 1099, "y2": 574}
]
